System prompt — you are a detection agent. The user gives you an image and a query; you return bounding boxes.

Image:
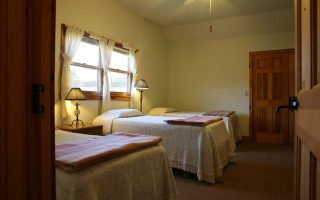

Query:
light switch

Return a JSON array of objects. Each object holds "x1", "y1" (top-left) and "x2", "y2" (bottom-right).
[{"x1": 245, "y1": 90, "x2": 249, "y2": 96}]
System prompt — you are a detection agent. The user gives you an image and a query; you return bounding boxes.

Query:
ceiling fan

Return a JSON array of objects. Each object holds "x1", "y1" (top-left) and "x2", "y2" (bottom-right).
[{"x1": 184, "y1": 0, "x2": 214, "y2": 32}]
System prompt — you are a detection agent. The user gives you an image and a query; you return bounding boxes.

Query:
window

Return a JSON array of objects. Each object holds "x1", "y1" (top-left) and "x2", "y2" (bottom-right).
[
  {"x1": 109, "y1": 48, "x2": 131, "y2": 101},
  {"x1": 68, "y1": 35, "x2": 132, "y2": 101},
  {"x1": 70, "y1": 37, "x2": 101, "y2": 100}
]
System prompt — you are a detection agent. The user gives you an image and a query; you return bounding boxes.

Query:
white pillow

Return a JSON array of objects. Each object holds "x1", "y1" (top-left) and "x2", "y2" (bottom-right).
[
  {"x1": 93, "y1": 109, "x2": 143, "y2": 125},
  {"x1": 148, "y1": 107, "x2": 177, "y2": 116},
  {"x1": 118, "y1": 109, "x2": 144, "y2": 118}
]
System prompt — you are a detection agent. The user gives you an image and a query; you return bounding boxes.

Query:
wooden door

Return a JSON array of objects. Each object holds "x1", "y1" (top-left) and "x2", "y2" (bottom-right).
[
  {"x1": 250, "y1": 49, "x2": 295, "y2": 144},
  {"x1": 294, "y1": 0, "x2": 320, "y2": 199},
  {"x1": 0, "y1": 0, "x2": 55, "y2": 199}
]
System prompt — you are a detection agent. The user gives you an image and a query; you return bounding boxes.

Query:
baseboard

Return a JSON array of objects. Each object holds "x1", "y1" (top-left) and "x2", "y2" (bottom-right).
[{"x1": 241, "y1": 136, "x2": 253, "y2": 142}]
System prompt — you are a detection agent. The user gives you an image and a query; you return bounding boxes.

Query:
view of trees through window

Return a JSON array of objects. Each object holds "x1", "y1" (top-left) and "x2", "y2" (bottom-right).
[{"x1": 70, "y1": 38, "x2": 131, "y2": 96}]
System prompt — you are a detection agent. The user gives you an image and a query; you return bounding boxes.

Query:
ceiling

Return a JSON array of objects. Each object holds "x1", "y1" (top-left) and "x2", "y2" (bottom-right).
[{"x1": 118, "y1": 0, "x2": 294, "y2": 27}]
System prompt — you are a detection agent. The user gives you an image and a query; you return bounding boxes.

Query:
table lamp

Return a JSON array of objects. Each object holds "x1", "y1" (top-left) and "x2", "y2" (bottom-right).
[
  {"x1": 135, "y1": 79, "x2": 149, "y2": 112},
  {"x1": 65, "y1": 88, "x2": 87, "y2": 127}
]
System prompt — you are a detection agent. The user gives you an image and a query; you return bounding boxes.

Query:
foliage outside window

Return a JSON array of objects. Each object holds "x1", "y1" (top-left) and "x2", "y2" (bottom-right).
[{"x1": 69, "y1": 37, "x2": 131, "y2": 100}]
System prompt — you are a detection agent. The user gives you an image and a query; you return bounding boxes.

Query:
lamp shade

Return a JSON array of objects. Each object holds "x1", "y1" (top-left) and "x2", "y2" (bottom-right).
[
  {"x1": 65, "y1": 88, "x2": 87, "y2": 100},
  {"x1": 135, "y1": 79, "x2": 149, "y2": 90}
]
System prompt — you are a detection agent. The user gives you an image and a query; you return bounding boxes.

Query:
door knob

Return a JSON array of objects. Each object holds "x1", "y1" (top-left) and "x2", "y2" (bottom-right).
[{"x1": 275, "y1": 96, "x2": 299, "y2": 113}]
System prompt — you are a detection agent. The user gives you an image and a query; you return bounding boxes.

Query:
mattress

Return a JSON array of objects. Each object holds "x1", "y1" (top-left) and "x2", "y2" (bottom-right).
[
  {"x1": 94, "y1": 115, "x2": 236, "y2": 183},
  {"x1": 55, "y1": 130, "x2": 179, "y2": 200}
]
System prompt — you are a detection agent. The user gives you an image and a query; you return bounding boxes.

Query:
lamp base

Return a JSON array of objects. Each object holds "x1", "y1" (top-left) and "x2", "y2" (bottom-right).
[
  {"x1": 71, "y1": 119, "x2": 85, "y2": 127},
  {"x1": 71, "y1": 102, "x2": 85, "y2": 127},
  {"x1": 139, "y1": 90, "x2": 143, "y2": 112}
]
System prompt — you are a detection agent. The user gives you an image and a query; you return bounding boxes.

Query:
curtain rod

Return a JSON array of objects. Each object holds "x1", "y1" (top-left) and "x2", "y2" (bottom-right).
[{"x1": 61, "y1": 23, "x2": 139, "y2": 53}]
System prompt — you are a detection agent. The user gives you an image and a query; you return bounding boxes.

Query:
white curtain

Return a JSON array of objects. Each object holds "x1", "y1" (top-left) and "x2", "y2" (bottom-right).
[
  {"x1": 61, "y1": 28, "x2": 83, "y2": 119},
  {"x1": 129, "y1": 50, "x2": 137, "y2": 108},
  {"x1": 99, "y1": 40, "x2": 114, "y2": 113}
]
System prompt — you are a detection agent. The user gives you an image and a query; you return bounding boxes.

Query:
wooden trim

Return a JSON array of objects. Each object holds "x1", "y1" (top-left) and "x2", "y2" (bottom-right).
[
  {"x1": 296, "y1": 125, "x2": 320, "y2": 161},
  {"x1": 309, "y1": 153, "x2": 317, "y2": 200},
  {"x1": 111, "y1": 92, "x2": 131, "y2": 101},
  {"x1": 71, "y1": 62, "x2": 100, "y2": 70},
  {"x1": 0, "y1": 0, "x2": 8, "y2": 199},
  {"x1": 62, "y1": 23, "x2": 139, "y2": 53},
  {"x1": 27, "y1": 0, "x2": 56, "y2": 198},
  {"x1": 50, "y1": 1, "x2": 56, "y2": 198},
  {"x1": 109, "y1": 68, "x2": 130, "y2": 74},
  {"x1": 249, "y1": 49, "x2": 296, "y2": 55},
  {"x1": 59, "y1": 24, "x2": 67, "y2": 99},
  {"x1": 294, "y1": 136, "x2": 302, "y2": 200},
  {"x1": 289, "y1": 52, "x2": 296, "y2": 144},
  {"x1": 249, "y1": 52, "x2": 254, "y2": 142},
  {"x1": 296, "y1": 0, "x2": 302, "y2": 91},
  {"x1": 115, "y1": 42, "x2": 131, "y2": 52},
  {"x1": 310, "y1": 0, "x2": 318, "y2": 87},
  {"x1": 83, "y1": 91, "x2": 101, "y2": 100}
]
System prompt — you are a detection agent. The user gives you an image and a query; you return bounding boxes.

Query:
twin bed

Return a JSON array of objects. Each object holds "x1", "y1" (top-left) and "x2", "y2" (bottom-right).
[
  {"x1": 56, "y1": 108, "x2": 238, "y2": 199},
  {"x1": 56, "y1": 130, "x2": 179, "y2": 200},
  {"x1": 148, "y1": 107, "x2": 242, "y2": 143},
  {"x1": 92, "y1": 109, "x2": 236, "y2": 184}
]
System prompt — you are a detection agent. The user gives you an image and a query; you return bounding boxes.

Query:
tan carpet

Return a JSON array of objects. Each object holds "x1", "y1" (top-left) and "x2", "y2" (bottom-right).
[{"x1": 174, "y1": 142, "x2": 293, "y2": 200}]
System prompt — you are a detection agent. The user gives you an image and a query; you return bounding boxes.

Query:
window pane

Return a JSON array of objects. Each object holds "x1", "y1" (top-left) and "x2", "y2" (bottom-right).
[
  {"x1": 70, "y1": 65, "x2": 99, "y2": 91},
  {"x1": 72, "y1": 40, "x2": 99, "y2": 66},
  {"x1": 110, "y1": 50, "x2": 129, "y2": 71},
  {"x1": 110, "y1": 72, "x2": 128, "y2": 92}
]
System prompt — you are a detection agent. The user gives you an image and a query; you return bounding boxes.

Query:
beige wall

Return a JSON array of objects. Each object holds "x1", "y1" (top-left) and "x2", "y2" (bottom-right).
[
  {"x1": 165, "y1": 9, "x2": 295, "y2": 136},
  {"x1": 55, "y1": 4, "x2": 295, "y2": 136},
  {"x1": 55, "y1": 0, "x2": 168, "y2": 125}
]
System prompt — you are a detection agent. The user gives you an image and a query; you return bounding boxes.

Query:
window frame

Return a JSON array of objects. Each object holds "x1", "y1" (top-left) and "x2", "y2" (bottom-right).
[
  {"x1": 109, "y1": 47, "x2": 132, "y2": 101},
  {"x1": 69, "y1": 37, "x2": 102, "y2": 100},
  {"x1": 61, "y1": 24, "x2": 132, "y2": 101}
]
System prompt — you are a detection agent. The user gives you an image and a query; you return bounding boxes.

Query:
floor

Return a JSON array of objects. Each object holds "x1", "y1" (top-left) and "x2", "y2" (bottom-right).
[{"x1": 174, "y1": 142, "x2": 294, "y2": 200}]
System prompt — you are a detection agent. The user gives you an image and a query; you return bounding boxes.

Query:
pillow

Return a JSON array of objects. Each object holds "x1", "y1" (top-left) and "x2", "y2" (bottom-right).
[
  {"x1": 148, "y1": 107, "x2": 177, "y2": 116},
  {"x1": 118, "y1": 109, "x2": 144, "y2": 118},
  {"x1": 92, "y1": 109, "x2": 143, "y2": 135},
  {"x1": 93, "y1": 109, "x2": 144, "y2": 126}
]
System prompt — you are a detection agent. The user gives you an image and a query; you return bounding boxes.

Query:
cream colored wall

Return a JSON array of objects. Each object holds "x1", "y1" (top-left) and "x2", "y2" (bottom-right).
[
  {"x1": 55, "y1": 0, "x2": 168, "y2": 125},
  {"x1": 165, "y1": 9, "x2": 294, "y2": 136}
]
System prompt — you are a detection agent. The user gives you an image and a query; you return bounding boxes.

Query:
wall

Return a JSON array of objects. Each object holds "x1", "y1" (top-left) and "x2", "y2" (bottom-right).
[
  {"x1": 55, "y1": 0, "x2": 168, "y2": 125},
  {"x1": 165, "y1": 9, "x2": 295, "y2": 136}
]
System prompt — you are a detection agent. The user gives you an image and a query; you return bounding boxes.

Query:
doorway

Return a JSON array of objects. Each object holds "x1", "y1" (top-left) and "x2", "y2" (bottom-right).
[{"x1": 249, "y1": 49, "x2": 295, "y2": 144}]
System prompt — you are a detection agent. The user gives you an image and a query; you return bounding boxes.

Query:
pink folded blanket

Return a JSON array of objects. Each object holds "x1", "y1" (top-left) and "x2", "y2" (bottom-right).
[
  {"x1": 56, "y1": 132, "x2": 162, "y2": 172},
  {"x1": 165, "y1": 116, "x2": 222, "y2": 127},
  {"x1": 203, "y1": 110, "x2": 235, "y2": 117}
]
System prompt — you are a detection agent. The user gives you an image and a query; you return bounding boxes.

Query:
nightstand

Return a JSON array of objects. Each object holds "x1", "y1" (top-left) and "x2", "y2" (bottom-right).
[{"x1": 56, "y1": 124, "x2": 103, "y2": 135}]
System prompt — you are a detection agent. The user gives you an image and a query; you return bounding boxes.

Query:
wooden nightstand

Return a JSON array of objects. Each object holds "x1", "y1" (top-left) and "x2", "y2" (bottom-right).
[{"x1": 56, "y1": 124, "x2": 103, "y2": 135}]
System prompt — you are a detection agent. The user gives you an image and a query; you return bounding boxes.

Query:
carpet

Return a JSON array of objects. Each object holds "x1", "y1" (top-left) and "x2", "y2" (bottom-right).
[{"x1": 174, "y1": 142, "x2": 294, "y2": 200}]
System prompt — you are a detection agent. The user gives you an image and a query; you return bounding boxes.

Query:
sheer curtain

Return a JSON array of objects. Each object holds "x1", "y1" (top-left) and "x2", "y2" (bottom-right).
[
  {"x1": 99, "y1": 40, "x2": 114, "y2": 113},
  {"x1": 129, "y1": 50, "x2": 137, "y2": 108},
  {"x1": 61, "y1": 27, "x2": 83, "y2": 119}
]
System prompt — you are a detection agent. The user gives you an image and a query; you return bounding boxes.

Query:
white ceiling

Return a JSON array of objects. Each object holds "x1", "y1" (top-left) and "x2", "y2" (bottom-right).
[{"x1": 118, "y1": 0, "x2": 294, "y2": 27}]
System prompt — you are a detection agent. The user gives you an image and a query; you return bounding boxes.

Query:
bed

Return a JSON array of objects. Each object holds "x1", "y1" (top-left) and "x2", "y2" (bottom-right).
[
  {"x1": 148, "y1": 107, "x2": 242, "y2": 143},
  {"x1": 55, "y1": 130, "x2": 179, "y2": 200},
  {"x1": 93, "y1": 109, "x2": 236, "y2": 184}
]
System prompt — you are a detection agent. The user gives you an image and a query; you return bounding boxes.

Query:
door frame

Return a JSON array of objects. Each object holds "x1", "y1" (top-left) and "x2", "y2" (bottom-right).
[
  {"x1": 293, "y1": 0, "x2": 320, "y2": 199},
  {"x1": 249, "y1": 49, "x2": 295, "y2": 143},
  {"x1": 0, "y1": 0, "x2": 56, "y2": 199}
]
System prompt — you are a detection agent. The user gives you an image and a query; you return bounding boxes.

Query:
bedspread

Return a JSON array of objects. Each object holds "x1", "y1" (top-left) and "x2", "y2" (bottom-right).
[
  {"x1": 55, "y1": 130, "x2": 179, "y2": 200},
  {"x1": 105, "y1": 116, "x2": 236, "y2": 183}
]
